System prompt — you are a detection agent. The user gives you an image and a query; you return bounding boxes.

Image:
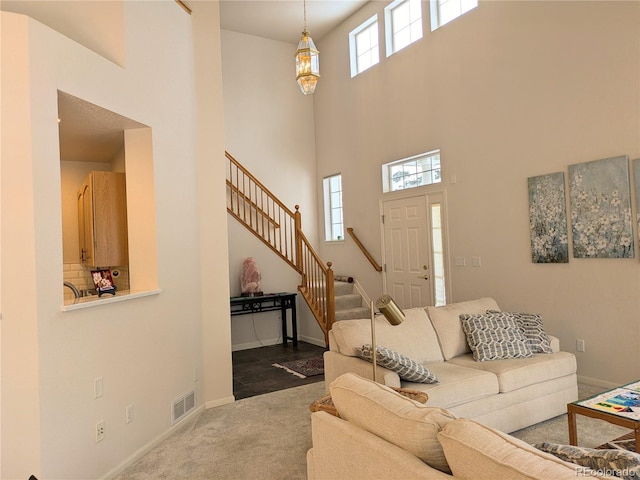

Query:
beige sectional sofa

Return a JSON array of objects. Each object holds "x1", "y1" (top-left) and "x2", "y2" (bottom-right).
[
  {"x1": 307, "y1": 373, "x2": 615, "y2": 480},
  {"x1": 323, "y1": 297, "x2": 578, "y2": 433}
]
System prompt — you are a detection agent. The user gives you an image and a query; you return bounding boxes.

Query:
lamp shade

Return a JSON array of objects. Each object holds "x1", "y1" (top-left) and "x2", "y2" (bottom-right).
[
  {"x1": 370, "y1": 295, "x2": 405, "y2": 382},
  {"x1": 295, "y1": 30, "x2": 320, "y2": 95},
  {"x1": 375, "y1": 294, "x2": 405, "y2": 326}
]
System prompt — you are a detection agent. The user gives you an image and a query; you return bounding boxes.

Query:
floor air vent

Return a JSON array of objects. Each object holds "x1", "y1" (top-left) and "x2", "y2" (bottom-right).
[{"x1": 171, "y1": 390, "x2": 196, "y2": 425}]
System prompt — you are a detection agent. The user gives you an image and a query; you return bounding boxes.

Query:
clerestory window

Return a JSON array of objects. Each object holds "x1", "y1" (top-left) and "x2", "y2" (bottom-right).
[
  {"x1": 382, "y1": 150, "x2": 441, "y2": 193},
  {"x1": 430, "y1": 0, "x2": 478, "y2": 31},
  {"x1": 385, "y1": 0, "x2": 423, "y2": 56},
  {"x1": 349, "y1": 15, "x2": 380, "y2": 77}
]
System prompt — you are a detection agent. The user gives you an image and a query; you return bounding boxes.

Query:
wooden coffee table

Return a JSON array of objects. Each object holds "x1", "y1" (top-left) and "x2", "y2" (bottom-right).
[{"x1": 568, "y1": 381, "x2": 640, "y2": 453}]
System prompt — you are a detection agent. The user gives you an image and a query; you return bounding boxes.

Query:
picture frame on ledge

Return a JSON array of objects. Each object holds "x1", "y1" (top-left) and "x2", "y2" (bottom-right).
[{"x1": 91, "y1": 269, "x2": 117, "y2": 297}]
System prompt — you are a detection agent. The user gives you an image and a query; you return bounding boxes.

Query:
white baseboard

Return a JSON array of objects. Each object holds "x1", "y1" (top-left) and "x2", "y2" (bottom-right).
[
  {"x1": 298, "y1": 334, "x2": 326, "y2": 348},
  {"x1": 102, "y1": 404, "x2": 205, "y2": 480},
  {"x1": 231, "y1": 338, "x2": 281, "y2": 351},
  {"x1": 205, "y1": 395, "x2": 235, "y2": 409},
  {"x1": 577, "y1": 375, "x2": 620, "y2": 390},
  {"x1": 233, "y1": 335, "x2": 326, "y2": 351}
]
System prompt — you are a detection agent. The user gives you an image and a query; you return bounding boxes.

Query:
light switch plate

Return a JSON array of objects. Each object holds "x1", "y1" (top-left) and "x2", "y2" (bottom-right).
[{"x1": 94, "y1": 377, "x2": 104, "y2": 399}]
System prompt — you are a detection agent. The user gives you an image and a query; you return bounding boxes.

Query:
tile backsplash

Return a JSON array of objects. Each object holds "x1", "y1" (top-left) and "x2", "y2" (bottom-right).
[{"x1": 63, "y1": 263, "x2": 130, "y2": 301}]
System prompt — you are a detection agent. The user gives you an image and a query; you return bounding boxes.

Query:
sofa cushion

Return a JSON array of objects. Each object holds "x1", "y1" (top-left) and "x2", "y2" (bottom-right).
[
  {"x1": 407, "y1": 362, "x2": 499, "y2": 408},
  {"x1": 460, "y1": 313, "x2": 533, "y2": 362},
  {"x1": 330, "y1": 372, "x2": 457, "y2": 473},
  {"x1": 356, "y1": 345, "x2": 438, "y2": 383},
  {"x1": 535, "y1": 442, "x2": 640, "y2": 480},
  {"x1": 488, "y1": 310, "x2": 553, "y2": 354},
  {"x1": 331, "y1": 307, "x2": 444, "y2": 363},
  {"x1": 447, "y1": 351, "x2": 577, "y2": 393},
  {"x1": 427, "y1": 297, "x2": 501, "y2": 360},
  {"x1": 438, "y1": 418, "x2": 613, "y2": 479}
]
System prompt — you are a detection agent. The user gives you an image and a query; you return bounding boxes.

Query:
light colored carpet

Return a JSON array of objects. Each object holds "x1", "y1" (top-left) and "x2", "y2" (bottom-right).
[
  {"x1": 510, "y1": 383, "x2": 630, "y2": 448},
  {"x1": 113, "y1": 382, "x2": 631, "y2": 480},
  {"x1": 113, "y1": 381, "x2": 326, "y2": 480}
]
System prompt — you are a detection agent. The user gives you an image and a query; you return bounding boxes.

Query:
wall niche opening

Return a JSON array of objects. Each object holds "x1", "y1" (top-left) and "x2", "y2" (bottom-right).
[{"x1": 58, "y1": 91, "x2": 158, "y2": 305}]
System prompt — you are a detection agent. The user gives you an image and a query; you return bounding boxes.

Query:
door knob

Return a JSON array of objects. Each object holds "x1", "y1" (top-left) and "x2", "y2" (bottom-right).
[{"x1": 418, "y1": 275, "x2": 429, "y2": 280}]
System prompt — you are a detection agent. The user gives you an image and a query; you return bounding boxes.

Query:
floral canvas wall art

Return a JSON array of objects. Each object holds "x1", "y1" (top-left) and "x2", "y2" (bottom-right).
[
  {"x1": 634, "y1": 158, "x2": 640, "y2": 249},
  {"x1": 528, "y1": 172, "x2": 569, "y2": 263},
  {"x1": 568, "y1": 155, "x2": 634, "y2": 258}
]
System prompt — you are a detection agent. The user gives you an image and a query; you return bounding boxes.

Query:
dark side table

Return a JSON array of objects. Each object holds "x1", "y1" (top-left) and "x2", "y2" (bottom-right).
[{"x1": 230, "y1": 292, "x2": 298, "y2": 346}]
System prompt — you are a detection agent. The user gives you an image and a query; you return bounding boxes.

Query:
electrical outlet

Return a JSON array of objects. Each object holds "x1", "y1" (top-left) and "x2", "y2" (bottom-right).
[
  {"x1": 126, "y1": 404, "x2": 134, "y2": 424},
  {"x1": 576, "y1": 339, "x2": 586, "y2": 352},
  {"x1": 96, "y1": 420, "x2": 105, "y2": 442}
]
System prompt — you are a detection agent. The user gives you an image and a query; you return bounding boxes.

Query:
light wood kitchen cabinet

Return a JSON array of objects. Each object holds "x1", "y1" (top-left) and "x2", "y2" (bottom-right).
[{"x1": 77, "y1": 171, "x2": 129, "y2": 267}]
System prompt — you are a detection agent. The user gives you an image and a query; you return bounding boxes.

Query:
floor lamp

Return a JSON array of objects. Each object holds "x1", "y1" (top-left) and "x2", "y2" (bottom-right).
[{"x1": 371, "y1": 294, "x2": 405, "y2": 382}]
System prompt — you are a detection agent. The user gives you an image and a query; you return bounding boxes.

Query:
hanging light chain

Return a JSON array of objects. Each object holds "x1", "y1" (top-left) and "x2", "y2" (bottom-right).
[{"x1": 303, "y1": 0, "x2": 308, "y2": 32}]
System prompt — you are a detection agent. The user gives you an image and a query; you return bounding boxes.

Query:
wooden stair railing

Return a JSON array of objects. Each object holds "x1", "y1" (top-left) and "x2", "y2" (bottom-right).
[
  {"x1": 226, "y1": 151, "x2": 335, "y2": 343},
  {"x1": 226, "y1": 152, "x2": 299, "y2": 272},
  {"x1": 347, "y1": 227, "x2": 383, "y2": 272},
  {"x1": 297, "y1": 229, "x2": 336, "y2": 342}
]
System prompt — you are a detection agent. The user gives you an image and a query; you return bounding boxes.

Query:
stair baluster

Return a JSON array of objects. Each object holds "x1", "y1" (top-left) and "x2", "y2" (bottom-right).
[{"x1": 226, "y1": 152, "x2": 335, "y2": 344}]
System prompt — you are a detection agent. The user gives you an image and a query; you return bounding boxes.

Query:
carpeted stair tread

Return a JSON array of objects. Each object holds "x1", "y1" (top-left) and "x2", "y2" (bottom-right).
[
  {"x1": 335, "y1": 306, "x2": 371, "y2": 321},
  {"x1": 333, "y1": 279, "x2": 368, "y2": 321},
  {"x1": 334, "y1": 281, "x2": 355, "y2": 296},
  {"x1": 335, "y1": 293, "x2": 363, "y2": 310}
]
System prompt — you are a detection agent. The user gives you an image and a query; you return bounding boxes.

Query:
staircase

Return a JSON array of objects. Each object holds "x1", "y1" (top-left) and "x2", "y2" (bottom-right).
[
  {"x1": 334, "y1": 281, "x2": 370, "y2": 320},
  {"x1": 226, "y1": 152, "x2": 336, "y2": 343}
]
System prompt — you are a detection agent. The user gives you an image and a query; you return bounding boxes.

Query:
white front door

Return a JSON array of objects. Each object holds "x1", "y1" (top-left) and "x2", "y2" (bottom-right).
[{"x1": 382, "y1": 195, "x2": 433, "y2": 308}]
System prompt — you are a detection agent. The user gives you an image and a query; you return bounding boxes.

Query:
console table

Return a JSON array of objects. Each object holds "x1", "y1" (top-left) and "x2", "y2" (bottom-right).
[{"x1": 230, "y1": 292, "x2": 298, "y2": 346}]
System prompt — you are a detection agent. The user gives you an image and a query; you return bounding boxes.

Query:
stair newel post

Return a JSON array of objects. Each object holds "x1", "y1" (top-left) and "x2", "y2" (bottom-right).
[
  {"x1": 294, "y1": 205, "x2": 304, "y2": 279},
  {"x1": 326, "y1": 261, "x2": 335, "y2": 339}
]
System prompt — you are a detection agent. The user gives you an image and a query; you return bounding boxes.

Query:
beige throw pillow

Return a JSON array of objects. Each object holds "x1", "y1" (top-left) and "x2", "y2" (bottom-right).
[
  {"x1": 438, "y1": 418, "x2": 613, "y2": 479},
  {"x1": 330, "y1": 307, "x2": 445, "y2": 363},
  {"x1": 330, "y1": 372, "x2": 456, "y2": 473}
]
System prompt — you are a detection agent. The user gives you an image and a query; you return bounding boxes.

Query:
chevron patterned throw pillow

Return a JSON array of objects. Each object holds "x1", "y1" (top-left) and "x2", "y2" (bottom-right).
[
  {"x1": 460, "y1": 313, "x2": 534, "y2": 361},
  {"x1": 357, "y1": 344, "x2": 438, "y2": 384},
  {"x1": 487, "y1": 310, "x2": 553, "y2": 354}
]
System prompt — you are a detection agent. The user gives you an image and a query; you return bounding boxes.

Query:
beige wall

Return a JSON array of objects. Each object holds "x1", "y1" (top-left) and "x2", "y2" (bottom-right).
[
  {"x1": 314, "y1": 1, "x2": 640, "y2": 386},
  {"x1": 221, "y1": 30, "x2": 325, "y2": 348},
  {"x1": 1, "y1": 0, "x2": 126, "y2": 65},
  {"x1": 1, "y1": 3, "x2": 231, "y2": 479}
]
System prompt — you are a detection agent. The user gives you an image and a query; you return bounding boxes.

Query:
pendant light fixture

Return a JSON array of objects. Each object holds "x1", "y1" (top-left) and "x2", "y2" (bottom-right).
[{"x1": 295, "y1": 0, "x2": 320, "y2": 95}]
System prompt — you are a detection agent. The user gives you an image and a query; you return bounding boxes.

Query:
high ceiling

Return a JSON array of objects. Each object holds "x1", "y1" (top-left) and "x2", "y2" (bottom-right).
[
  {"x1": 218, "y1": 0, "x2": 369, "y2": 44},
  {"x1": 56, "y1": 1, "x2": 368, "y2": 163}
]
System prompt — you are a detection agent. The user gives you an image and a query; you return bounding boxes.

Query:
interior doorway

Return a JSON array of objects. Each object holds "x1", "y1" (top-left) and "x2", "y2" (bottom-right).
[{"x1": 381, "y1": 191, "x2": 448, "y2": 308}]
